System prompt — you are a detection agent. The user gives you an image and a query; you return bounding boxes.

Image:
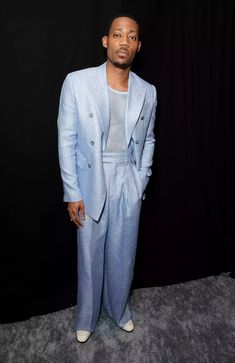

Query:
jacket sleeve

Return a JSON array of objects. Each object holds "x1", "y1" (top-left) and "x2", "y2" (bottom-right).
[
  {"x1": 139, "y1": 85, "x2": 157, "y2": 180},
  {"x1": 57, "y1": 74, "x2": 83, "y2": 202}
]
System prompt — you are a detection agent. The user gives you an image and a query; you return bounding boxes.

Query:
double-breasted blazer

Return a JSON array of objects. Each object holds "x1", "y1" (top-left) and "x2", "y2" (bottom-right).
[{"x1": 57, "y1": 62, "x2": 157, "y2": 221}]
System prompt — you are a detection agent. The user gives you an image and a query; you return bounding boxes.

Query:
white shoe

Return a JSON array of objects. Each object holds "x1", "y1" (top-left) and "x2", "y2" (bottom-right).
[
  {"x1": 121, "y1": 319, "x2": 134, "y2": 332},
  {"x1": 76, "y1": 330, "x2": 91, "y2": 343}
]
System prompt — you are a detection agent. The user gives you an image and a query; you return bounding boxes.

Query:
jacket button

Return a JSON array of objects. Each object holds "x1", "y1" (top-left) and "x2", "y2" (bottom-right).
[
  {"x1": 141, "y1": 116, "x2": 144, "y2": 120},
  {"x1": 90, "y1": 141, "x2": 94, "y2": 145},
  {"x1": 135, "y1": 140, "x2": 139, "y2": 144},
  {"x1": 88, "y1": 163, "x2": 91, "y2": 168},
  {"x1": 89, "y1": 113, "x2": 93, "y2": 118}
]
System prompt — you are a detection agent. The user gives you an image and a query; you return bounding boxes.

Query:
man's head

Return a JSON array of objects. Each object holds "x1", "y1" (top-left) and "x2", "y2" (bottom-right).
[{"x1": 102, "y1": 14, "x2": 141, "y2": 69}]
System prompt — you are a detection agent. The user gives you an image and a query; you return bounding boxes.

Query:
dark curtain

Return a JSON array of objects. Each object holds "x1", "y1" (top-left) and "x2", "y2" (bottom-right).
[{"x1": 1, "y1": 0, "x2": 234, "y2": 323}]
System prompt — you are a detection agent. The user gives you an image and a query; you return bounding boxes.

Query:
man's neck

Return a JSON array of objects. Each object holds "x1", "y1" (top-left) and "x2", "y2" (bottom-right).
[{"x1": 106, "y1": 60, "x2": 130, "y2": 92}]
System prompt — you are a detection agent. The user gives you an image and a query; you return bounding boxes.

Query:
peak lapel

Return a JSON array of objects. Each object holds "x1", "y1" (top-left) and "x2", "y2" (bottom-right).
[
  {"x1": 126, "y1": 72, "x2": 147, "y2": 146},
  {"x1": 91, "y1": 62, "x2": 110, "y2": 145}
]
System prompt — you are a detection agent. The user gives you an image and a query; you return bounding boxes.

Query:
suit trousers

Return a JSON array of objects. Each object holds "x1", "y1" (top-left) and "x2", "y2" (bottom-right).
[{"x1": 75, "y1": 152, "x2": 142, "y2": 332}]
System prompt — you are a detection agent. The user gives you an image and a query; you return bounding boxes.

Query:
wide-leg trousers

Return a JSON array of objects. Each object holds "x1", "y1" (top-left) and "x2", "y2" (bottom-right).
[{"x1": 75, "y1": 152, "x2": 143, "y2": 332}]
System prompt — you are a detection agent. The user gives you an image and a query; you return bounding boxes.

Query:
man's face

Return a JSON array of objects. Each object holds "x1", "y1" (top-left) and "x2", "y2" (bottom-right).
[{"x1": 102, "y1": 17, "x2": 141, "y2": 69}]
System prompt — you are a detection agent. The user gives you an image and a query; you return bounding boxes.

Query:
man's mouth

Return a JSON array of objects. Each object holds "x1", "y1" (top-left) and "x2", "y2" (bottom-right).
[{"x1": 116, "y1": 49, "x2": 129, "y2": 56}]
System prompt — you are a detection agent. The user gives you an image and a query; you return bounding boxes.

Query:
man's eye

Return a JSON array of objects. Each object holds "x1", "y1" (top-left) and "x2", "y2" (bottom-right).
[
  {"x1": 113, "y1": 33, "x2": 121, "y2": 37},
  {"x1": 130, "y1": 35, "x2": 136, "y2": 40}
]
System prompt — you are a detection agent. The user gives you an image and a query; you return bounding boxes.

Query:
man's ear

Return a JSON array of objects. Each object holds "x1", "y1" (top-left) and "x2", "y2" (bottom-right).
[
  {"x1": 137, "y1": 41, "x2": 141, "y2": 53},
  {"x1": 102, "y1": 35, "x2": 108, "y2": 48}
]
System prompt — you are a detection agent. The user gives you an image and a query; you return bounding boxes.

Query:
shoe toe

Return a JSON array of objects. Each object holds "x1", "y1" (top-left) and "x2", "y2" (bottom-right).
[
  {"x1": 121, "y1": 319, "x2": 134, "y2": 332},
  {"x1": 76, "y1": 330, "x2": 91, "y2": 343}
]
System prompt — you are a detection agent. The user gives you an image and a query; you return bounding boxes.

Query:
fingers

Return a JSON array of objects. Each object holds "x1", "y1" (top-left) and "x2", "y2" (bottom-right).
[
  {"x1": 68, "y1": 201, "x2": 85, "y2": 229},
  {"x1": 79, "y1": 203, "x2": 86, "y2": 221},
  {"x1": 70, "y1": 211, "x2": 84, "y2": 228},
  {"x1": 72, "y1": 214, "x2": 83, "y2": 228}
]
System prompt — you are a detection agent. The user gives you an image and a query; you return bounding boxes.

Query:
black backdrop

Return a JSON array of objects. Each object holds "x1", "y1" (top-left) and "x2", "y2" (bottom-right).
[{"x1": 1, "y1": 0, "x2": 234, "y2": 323}]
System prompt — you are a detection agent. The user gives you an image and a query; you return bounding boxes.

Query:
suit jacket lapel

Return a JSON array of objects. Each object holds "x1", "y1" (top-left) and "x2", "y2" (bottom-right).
[
  {"x1": 90, "y1": 63, "x2": 147, "y2": 149},
  {"x1": 126, "y1": 72, "x2": 147, "y2": 146},
  {"x1": 90, "y1": 62, "x2": 110, "y2": 146}
]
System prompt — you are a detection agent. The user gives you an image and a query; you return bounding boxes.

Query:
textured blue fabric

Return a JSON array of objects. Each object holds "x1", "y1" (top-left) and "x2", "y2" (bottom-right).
[
  {"x1": 75, "y1": 154, "x2": 142, "y2": 331},
  {"x1": 57, "y1": 62, "x2": 157, "y2": 221},
  {"x1": 57, "y1": 61, "x2": 157, "y2": 333}
]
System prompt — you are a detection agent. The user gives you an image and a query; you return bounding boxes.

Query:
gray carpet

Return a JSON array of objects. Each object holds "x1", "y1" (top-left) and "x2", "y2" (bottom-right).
[{"x1": 1, "y1": 273, "x2": 235, "y2": 363}]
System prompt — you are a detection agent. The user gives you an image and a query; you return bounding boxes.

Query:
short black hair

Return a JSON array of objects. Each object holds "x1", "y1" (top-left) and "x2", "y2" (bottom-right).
[{"x1": 106, "y1": 13, "x2": 141, "y2": 40}]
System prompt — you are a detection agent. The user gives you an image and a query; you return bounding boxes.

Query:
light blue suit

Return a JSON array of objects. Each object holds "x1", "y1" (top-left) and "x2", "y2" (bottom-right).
[{"x1": 57, "y1": 62, "x2": 157, "y2": 331}]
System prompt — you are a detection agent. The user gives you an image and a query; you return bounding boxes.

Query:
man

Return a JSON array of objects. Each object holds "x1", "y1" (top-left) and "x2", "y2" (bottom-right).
[{"x1": 57, "y1": 14, "x2": 157, "y2": 343}]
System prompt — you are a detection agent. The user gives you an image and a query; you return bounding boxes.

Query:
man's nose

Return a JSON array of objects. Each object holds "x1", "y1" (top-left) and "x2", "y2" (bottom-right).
[{"x1": 120, "y1": 35, "x2": 129, "y2": 46}]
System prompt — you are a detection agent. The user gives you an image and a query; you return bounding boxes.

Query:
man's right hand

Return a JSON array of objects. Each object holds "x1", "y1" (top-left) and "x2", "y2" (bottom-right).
[{"x1": 67, "y1": 201, "x2": 85, "y2": 228}]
